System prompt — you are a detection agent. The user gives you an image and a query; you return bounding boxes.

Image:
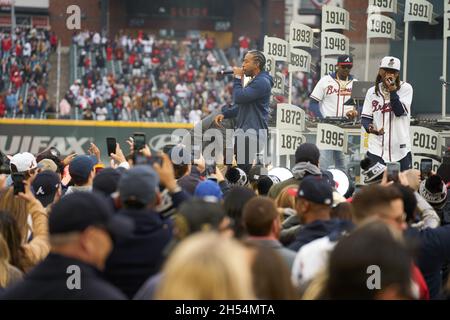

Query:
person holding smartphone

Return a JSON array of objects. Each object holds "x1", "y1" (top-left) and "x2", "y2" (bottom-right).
[{"x1": 361, "y1": 56, "x2": 413, "y2": 171}]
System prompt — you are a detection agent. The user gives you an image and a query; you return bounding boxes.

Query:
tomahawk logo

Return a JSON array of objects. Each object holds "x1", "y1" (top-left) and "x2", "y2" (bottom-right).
[
  {"x1": 388, "y1": 59, "x2": 395, "y2": 67},
  {"x1": 345, "y1": 57, "x2": 351, "y2": 62},
  {"x1": 35, "y1": 187, "x2": 45, "y2": 196}
]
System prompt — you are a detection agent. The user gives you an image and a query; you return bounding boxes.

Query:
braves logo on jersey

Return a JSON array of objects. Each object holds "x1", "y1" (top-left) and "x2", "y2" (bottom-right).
[
  {"x1": 310, "y1": 74, "x2": 357, "y2": 118},
  {"x1": 372, "y1": 101, "x2": 392, "y2": 113}
]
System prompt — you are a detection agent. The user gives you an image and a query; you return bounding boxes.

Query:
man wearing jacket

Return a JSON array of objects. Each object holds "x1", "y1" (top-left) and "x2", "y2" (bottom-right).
[
  {"x1": 288, "y1": 176, "x2": 348, "y2": 252},
  {"x1": 103, "y1": 153, "x2": 189, "y2": 298},
  {"x1": 215, "y1": 50, "x2": 274, "y2": 173},
  {"x1": 2, "y1": 192, "x2": 132, "y2": 299}
]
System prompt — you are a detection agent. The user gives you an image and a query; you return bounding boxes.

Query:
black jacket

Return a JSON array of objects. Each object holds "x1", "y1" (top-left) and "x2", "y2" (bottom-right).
[
  {"x1": 103, "y1": 208, "x2": 173, "y2": 298},
  {"x1": 1, "y1": 253, "x2": 126, "y2": 300},
  {"x1": 288, "y1": 219, "x2": 350, "y2": 252},
  {"x1": 405, "y1": 224, "x2": 450, "y2": 299}
]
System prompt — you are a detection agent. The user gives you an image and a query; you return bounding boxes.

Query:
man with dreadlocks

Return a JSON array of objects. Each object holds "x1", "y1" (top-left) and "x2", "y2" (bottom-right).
[
  {"x1": 361, "y1": 56, "x2": 414, "y2": 171},
  {"x1": 214, "y1": 50, "x2": 274, "y2": 173}
]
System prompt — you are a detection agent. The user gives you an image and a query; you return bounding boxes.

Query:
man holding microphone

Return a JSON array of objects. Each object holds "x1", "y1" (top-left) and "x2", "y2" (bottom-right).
[
  {"x1": 361, "y1": 56, "x2": 414, "y2": 171},
  {"x1": 215, "y1": 50, "x2": 274, "y2": 173}
]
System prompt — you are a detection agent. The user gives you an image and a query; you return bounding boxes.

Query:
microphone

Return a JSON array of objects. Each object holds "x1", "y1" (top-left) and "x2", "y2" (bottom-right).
[{"x1": 217, "y1": 70, "x2": 234, "y2": 76}]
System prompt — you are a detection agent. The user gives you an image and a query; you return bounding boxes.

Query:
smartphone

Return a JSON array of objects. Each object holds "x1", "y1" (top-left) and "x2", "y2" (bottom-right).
[
  {"x1": 205, "y1": 159, "x2": 216, "y2": 176},
  {"x1": 256, "y1": 153, "x2": 264, "y2": 166},
  {"x1": 133, "y1": 132, "x2": 146, "y2": 151},
  {"x1": 12, "y1": 172, "x2": 26, "y2": 195},
  {"x1": 420, "y1": 159, "x2": 433, "y2": 180},
  {"x1": 386, "y1": 162, "x2": 400, "y2": 182},
  {"x1": 106, "y1": 137, "x2": 117, "y2": 156}
]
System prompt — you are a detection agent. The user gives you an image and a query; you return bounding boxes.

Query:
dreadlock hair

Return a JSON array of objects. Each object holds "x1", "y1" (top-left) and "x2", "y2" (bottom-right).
[
  {"x1": 374, "y1": 72, "x2": 401, "y2": 97},
  {"x1": 247, "y1": 50, "x2": 266, "y2": 71}
]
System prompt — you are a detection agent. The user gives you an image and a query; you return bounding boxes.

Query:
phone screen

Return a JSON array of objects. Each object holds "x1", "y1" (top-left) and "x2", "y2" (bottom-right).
[
  {"x1": 12, "y1": 173, "x2": 25, "y2": 195},
  {"x1": 420, "y1": 159, "x2": 433, "y2": 179},
  {"x1": 256, "y1": 153, "x2": 264, "y2": 166},
  {"x1": 133, "y1": 133, "x2": 146, "y2": 151},
  {"x1": 106, "y1": 137, "x2": 116, "y2": 156},
  {"x1": 205, "y1": 160, "x2": 216, "y2": 176},
  {"x1": 386, "y1": 162, "x2": 400, "y2": 182}
]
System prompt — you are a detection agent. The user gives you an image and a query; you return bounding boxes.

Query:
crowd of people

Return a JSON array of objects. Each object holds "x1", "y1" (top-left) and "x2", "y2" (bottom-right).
[
  {"x1": 0, "y1": 138, "x2": 449, "y2": 300},
  {"x1": 0, "y1": 27, "x2": 55, "y2": 119},
  {"x1": 62, "y1": 30, "x2": 238, "y2": 123},
  {"x1": 60, "y1": 30, "x2": 317, "y2": 123}
]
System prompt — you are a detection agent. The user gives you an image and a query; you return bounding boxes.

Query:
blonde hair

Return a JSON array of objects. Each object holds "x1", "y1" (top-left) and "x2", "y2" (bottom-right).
[
  {"x1": 155, "y1": 232, "x2": 255, "y2": 300},
  {"x1": 275, "y1": 185, "x2": 297, "y2": 209},
  {"x1": 0, "y1": 187, "x2": 29, "y2": 243},
  {"x1": 0, "y1": 233, "x2": 11, "y2": 287}
]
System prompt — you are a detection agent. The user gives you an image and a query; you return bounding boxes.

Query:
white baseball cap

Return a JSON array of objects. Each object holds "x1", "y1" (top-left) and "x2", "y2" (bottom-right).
[
  {"x1": 380, "y1": 56, "x2": 401, "y2": 71},
  {"x1": 10, "y1": 152, "x2": 38, "y2": 172}
]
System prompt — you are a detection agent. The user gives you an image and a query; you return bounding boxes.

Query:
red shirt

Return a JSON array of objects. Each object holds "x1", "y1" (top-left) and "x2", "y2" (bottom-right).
[
  {"x1": 0, "y1": 100, "x2": 5, "y2": 117},
  {"x1": 205, "y1": 37, "x2": 215, "y2": 50},
  {"x1": 106, "y1": 46, "x2": 113, "y2": 61},
  {"x1": 2, "y1": 38, "x2": 11, "y2": 52},
  {"x1": 128, "y1": 53, "x2": 136, "y2": 66},
  {"x1": 15, "y1": 44, "x2": 22, "y2": 57},
  {"x1": 239, "y1": 37, "x2": 250, "y2": 49},
  {"x1": 50, "y1": 34, "x2": 58, "y2": 46}
]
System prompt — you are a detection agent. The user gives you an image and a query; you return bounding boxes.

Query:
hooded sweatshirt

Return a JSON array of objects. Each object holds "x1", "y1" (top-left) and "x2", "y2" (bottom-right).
[{"x1": 268, "y1": 162, "x2": 322, "y2": 199}]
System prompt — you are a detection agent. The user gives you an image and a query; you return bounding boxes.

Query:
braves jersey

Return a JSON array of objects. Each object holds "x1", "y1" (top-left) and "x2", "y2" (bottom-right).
[
  {"x1": 361, "y1": 82, "x2": 413, "y2": 162},
  {"x1": 310, "y1": 74, "x2": 357, "y2": 118}
]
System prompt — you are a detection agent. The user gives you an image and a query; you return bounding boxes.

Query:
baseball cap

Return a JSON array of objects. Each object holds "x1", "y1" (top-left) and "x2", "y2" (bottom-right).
[
  {"x1": 268, "y1": 167, "x2": 294, "y2": 182},
  {"x1": 337, "y1": 55, "x2": 353, "y2": 66},
  {"x1": 37, "y1": 158, "x2": 58, "y2": 173},
  {"x1": 380, "y1": 56, "x2": 401, "y2": 71},
  {"x1": 93, "y1": 168, "x2": 122, "y2": 197},
  {"x1": 297, "y1": 176, "x2": 333, "y2": 206},
  {"x1": 69, "y1": 155, "x2": 98, "y2": 181},
  {"x1": 194, "y1": 180, "x2": 223, "y2": 201},
  {"x1": 295, "y1": 143, "x2": 320, "y2": 165},
  {"x1": 118, "y1": 165, "x2": 160, "y2": 206},
  {"x1": 32, "y1": 171, "x2": 61, "y2": 207},
  {"x1": 49, "y1": 192, "x2": 133, "y2": 239},
  {"x1": 10, "y1": 152, "x2": 37, "y2": 173},
  {"x1": 177, "y1": 198, "x2": 226, "y2": 234}
]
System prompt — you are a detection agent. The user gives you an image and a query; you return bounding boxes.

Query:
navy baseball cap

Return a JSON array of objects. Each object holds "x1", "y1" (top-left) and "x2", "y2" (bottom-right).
[
  {"x1": 69, "y1": 155, "x2": 98, "y2": 181},
  {"x1": 337, "y1": 55, "x2": 353, "y2": 66},
  {"x1": 93, "y1": 168, "x2": 122, "y2": 196},
  {"x1": 118, "y1": 165, "x2": 160, "y2": 206},
  {"x1": 297, "y1": 176, "x2": 333, "y2": 206},
  {"x1": 295, "y1": 143, "x2": 321, "y2": 165},
  {"x1": 32, "y1": 171, "x2": 61, "y2": 207},
  {"x1": 49, "y1": 192, "x2": 134, "y2": 239}
]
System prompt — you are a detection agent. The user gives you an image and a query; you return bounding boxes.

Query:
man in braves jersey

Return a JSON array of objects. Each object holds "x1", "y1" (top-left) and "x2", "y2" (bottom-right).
[
  {"x1": 361, "y1": 56, "x2": 413, "y2": 171},
  {"x1": 309, "y1": 55, "x2": 358, "y2": 170}
]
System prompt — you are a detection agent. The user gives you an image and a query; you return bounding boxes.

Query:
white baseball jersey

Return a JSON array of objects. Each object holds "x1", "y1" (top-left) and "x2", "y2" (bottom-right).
[
  {"x1": 361, "y1": 82, "x2": 413, "y2": 162},
  {"x1": 310, "y1": 74, "x2": 357, "y2": 118}
]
